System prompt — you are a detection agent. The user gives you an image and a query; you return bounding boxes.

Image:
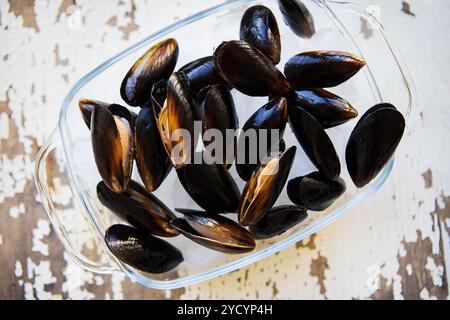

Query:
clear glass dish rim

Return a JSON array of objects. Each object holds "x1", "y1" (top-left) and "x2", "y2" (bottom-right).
[{"x1": 40, "y1": 0, "x2": 414, "y2": 289}]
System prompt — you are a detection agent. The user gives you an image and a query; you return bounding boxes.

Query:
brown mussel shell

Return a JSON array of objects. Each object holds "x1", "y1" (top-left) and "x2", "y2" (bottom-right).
[
  {"x1": 120, "y1": 38, "x2": 179, "y2": 107},
  {"x1": 214, "y1": 40, "x2": 291, "y2": 96},
  {"x1": 171, "y1": 212, "x2": 255, "y2": 254},
  {"x1": 278, "y1": 0, "x2": 315, "y2": 38},
  {"x1": 240, "y1": 5, "x2": 281, "y2": 65},
  {"x1": 236, "y1": 97, "x2": 288, "y2": 181},
  {"x1": 91, "y1": 106, "x2": 134, "y2": 193},
  {"x1": 179, "y1": 56, "x2": 228, "y2": 96},
  {"x1": 105, "y1": 224, "x2": 183, "y2": 274},
  {"x1": 287, "y1": 89, "x2": 358, "y2": 129},
  {"x1": 177, "y1": 162, "x2": 241, "y2": 213},
  {"x1": 200, "y1": 84, "x2": 239, "y2": 168},
  {"x1": 249, "y1": 205, "x2": 308, "y2": 240},
  {"x1": 346, "y1": 103, "x2": 405, "y2": 188},
  {"x1": 287, "y1": 172, "x2": 346, "y2": 211},
  {"x1": 239, "y1": 146, "x2": 296, "y2": 226},
  {"x1": 284, "y1": 51, "x2": 366, "y2": 89},
  {"x1": 135, "y1": 105, "x2": 172, "y2": 192},
  {"x1": 98, "y1": 181, "x2": 179, "y2": 237},
  {"x1": 288, "y1": 107, "x2": 340, "y2": 180},
  {"x1": 79, "y1": 99, "x2": 137, "y2": 129},
  {"x1": 154, "y1": 72, "x2": 199, "y2": 169}
]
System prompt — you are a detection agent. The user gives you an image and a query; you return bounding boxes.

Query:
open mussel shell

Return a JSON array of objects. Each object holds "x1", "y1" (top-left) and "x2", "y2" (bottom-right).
[
  {"x1": 177, "y1": 161, "x2": 241, "y2": 213},
  {"x1": 91, "y1": 106, "x2": 134, "y2": 193},
  {"x1": 154, "y1": 72, "x2": 199, "y2": 169},
  {"x1": 135, "y1": 105, "x2": 172, "y2": 192},
  {"x1": 105, "y1": 224, "x2": 183, "y2": 274},
  {"x1": 346, "y1": 103, "x2": 405, "y2": 188},
  {"x1": 121, "y1": 38, "x2": 179, "y2": 107},
  {"x1": 240, "y1": 5, "x2": 281, "y2": 65},
  {"x1": 79, "y1": 100, "x2": 137, "y2": 129},
  {"x1": 179, "y1": 56, "x2": 228, "y2": 96},
  {"x1": 98, "y1": 181, "x2": 179, "y2": 237},
  {"x1": 288, "y1": 107, "x2": 340, "y2": 180},
  {"x1": 171, "y1": 212, "x2": 256, "y2": 254},
  {"x1": 239, "y1": 146, "x2": 297, "y2": 226},
  {"x1": 287, "y1": 89, "x2": 358, "y2": 129},
  {"x1": 287, "y1": 172, "x2": 346, "y2": 211},
  {"x1": 200, "y1": 84, "x2": 239, "y2": 168},
  {"x1": 278, "y1": 0, "x2": 315, "y2": 38},
  {"x1": 250, "y1": 205, "x2": 308, "y2": 240},
  {"x1": 284, "y1": 51, "x2": 366, "y2": 89},
  {"x1": 214, "y1": 40, "x2": 291, "y2": 96},
  {"x1": 236, "y1": 97, "x2": 288, "y2": 181}
]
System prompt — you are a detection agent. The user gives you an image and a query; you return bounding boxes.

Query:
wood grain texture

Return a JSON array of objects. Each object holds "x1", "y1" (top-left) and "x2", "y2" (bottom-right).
[{"x1": 0, "y1": 0, "x2": 449, "y2": 299}]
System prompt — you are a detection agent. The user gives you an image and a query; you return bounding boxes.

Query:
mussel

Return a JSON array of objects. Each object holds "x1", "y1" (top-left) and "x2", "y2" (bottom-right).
[
  {"x1": 153, "y1": 72, "x2": 199, "y2": 169},
  {"x1": 171, "y1": 211, "x2": 255, "y2": 254},
  {"x1": 287, "y1": 172, "x2": 346, "y2": 211},
  {"x1": 79, "y1": 99, "x2": 137, "y2": 129},
  {"x1": 346, "y1": 103, "x2": 405, "y2": 188},
  {"x1": 177, "y1": 161, "x2": 241, "y2": 213},
  {"x1": 278, "y1": 0, "x2": 315, "y2": 38},
  {"x1": 288, "y1": 107, "x2": 340, "y2": 180},
  {"x1": 284, "y1": 51, "x2": 366, "y2": 89},
  {"x1": 240, "y1": 5, "x2": 281, "y2": 65},
  {"x1": 236, "y1": 97, "x2": 288, "y2": 181},
  {"x1": 200, "y1": 84, "x2": 239, "y2": 168},
  {"x1": 91, "y1": 105, "x2": 134, "y2": 193},
  {"x1": 179, "y1": 56, "x2": 228, "y2": 96},
  {"x1": 135, "y1": 105, "x2": 172, "y2": 192},
  {"x1": 249, "y1": 205, "x2": 308, "y2": 239},
  {"x1": 214, "y1": 40, "x2": 291, "y2": 96},
  {"x1": 105, "y1": 224, "x2": 183, "y2": 274},
  {"x1": 287, "y1": 89, "x2": 358, "y2": 129},
  {"x1": 97, "y1": 181, "x2": 179, "y2": 237},
  {"x1": 121, "y1": 38, "x2": 179, "y2": 107},
  {"x1": 239, "y1": 146, "x2": 296, "y2": 226}
]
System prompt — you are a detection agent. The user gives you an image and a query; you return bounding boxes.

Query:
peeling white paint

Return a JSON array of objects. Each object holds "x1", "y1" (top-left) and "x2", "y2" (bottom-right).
[
  {"x1": 1, "y1": 0, "x2": 449, "y2": 300},
  {"x1": 9, "y1": 203, "x2": 26, "y2": 218},
  {"x1": 32, "y1": 219, "x2": 51, "y2": 256},
  {"x1": 0, "y1": 112, "x2": 9, "y2": 140},
  {"x1": 15, "y1": 260, "x2": 23, "y2": 278}
]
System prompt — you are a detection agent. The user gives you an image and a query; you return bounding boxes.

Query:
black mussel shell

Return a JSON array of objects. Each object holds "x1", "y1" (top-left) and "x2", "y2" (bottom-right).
[
  {"x1": 250, "y1": 205, "x2": 308, "y2": 239},
  {"x1": 214, "y1": 40, "x2": 291, "y2": 96},
  {"x1": 239, "y1": 146, "x2": 296, "y2": 226},
  {"x1": 179, "y1": 56, "x2": 228, "y2": 96},
  {"x1": 346, "y1": 103, "x2": 405, "y2": 188},
  {"x1": 240, "y1": 5, "x2": 281, "y2": 65},
  {"x1": 121, "y1": 38, "x2": 179, "y2": 107},
  {"x1": 171, "y1": 212, "x2": 255, "y2": 254},
  {"x1": 105, "y1": 224, "x2": 183, "y2": 274},
  {"x1": 284, "y1": 51, "x2": 366, "y2": 89},
  {"x1": 79, "y1": 100, "x2": 137, "y2": 129},
  {"x1": 287, "y1": 89, "x2": 358, "y2": 129},
  {"x1": 91, "y1": 106, "x2": 134, "y2": 193},
  {"x1": 177, "y1": 162, "x2": 241, "y2": 213},
  {"x1": 287, "y1": 172, "x2": 346, "y2": 211},
  {"x1": 289, "y1": 107, "x2": 340, "y2": 180},
  {"x1": 236, "y1": 97, "x2": 288, "y2": 181},
  {"x1": 201, "y1": 84, "x2": 239, "y2": 168},
  {"x1": 98, "y1": 181, "x2": 179, "y2": 237},
  {"x1": 278, "y1": 0, "x2": 315, "y2": 38},
  {"x1": 150, "y1": 79, "x2": 167, "y2": 114},
  {"x1": 135, "y1": 105, "x2": 172, "y2": 192},
  {"x1": 154, "y1": 72, "x2": 200, "y2": 169}
]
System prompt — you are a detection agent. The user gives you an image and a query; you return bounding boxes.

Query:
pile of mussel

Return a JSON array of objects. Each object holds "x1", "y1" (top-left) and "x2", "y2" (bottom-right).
[{"x1": 79, "y1": 0, "x2": 405, "y2": 274}]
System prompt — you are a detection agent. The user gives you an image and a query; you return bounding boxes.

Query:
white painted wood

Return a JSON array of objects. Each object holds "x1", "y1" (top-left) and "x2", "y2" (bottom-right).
[{"x1": 0, "y1": 0, "x2": 449, "y2": 299}]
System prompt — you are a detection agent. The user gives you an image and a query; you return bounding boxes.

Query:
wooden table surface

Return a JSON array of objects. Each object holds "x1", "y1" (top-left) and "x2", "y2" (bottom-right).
[{"x1": 1, "y1": 0, "x2": 449, "y2": 300}]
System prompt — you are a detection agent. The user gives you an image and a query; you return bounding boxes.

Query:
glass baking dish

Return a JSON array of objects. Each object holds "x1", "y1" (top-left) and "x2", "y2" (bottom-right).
[{"x1": 35, "y1": 0, "x2": 414, "y2": 290}]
